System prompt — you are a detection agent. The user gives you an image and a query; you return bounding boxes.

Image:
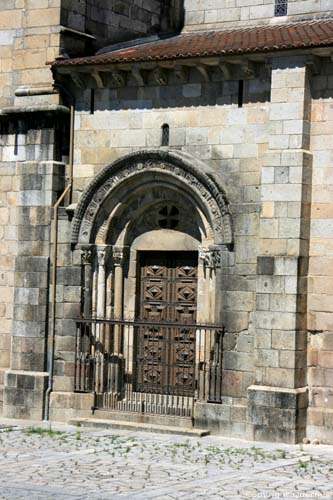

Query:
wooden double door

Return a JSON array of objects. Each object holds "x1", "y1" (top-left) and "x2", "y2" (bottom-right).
[{"x1": 135, "y1": 251, "x2": 198, "y2": 396}]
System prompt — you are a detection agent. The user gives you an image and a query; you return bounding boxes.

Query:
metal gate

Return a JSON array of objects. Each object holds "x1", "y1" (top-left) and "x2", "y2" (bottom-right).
[
  {"x1": 75, "y1": 318, "x2": 225, "y2": 417},
  {"x1": 74, "y1": 251, "x2": 224, "y2": 417}
]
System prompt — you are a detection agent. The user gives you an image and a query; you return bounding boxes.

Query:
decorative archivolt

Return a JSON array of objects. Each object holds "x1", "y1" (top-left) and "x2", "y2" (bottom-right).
[{"x1": 71, "y1": 149, "x2": 233, "y2": 247}]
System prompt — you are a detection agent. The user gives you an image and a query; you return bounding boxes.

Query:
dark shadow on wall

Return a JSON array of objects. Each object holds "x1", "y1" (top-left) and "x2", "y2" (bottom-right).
[
  {"x1": 83, "y1": 0, "x2": 185, "y2": 50},
  {"x1": 71, "y1": 67, "x2": 271, "y2": 114}
]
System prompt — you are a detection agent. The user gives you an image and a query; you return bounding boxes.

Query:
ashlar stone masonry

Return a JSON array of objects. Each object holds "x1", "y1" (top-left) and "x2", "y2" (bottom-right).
[{"x1": 0, "y1": 0, "x2": 333, "y2": 444}]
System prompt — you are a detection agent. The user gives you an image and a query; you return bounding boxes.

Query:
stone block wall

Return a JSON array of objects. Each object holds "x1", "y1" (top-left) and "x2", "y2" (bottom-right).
[
  {"x1": 0, "y1": 0, "x2": 90, "y2": 404},
  {"x1": 0, "y1": 2, "x2": 23, "y2": 108},
  {"x1": 307, "y1": 60, "x2": 333, "y2": 444},
  {"x1": 248, "y1": 57, "x2": 311, "y2": 443},
  {"x1": 184, "y1": 0, "x2": 333, "y2": 30},
  {"x1": 0, "y1": 1, "x2": 95, "y2": 110},
  {"x1": 61, "y1": 67, "x2": 271, "y2": 435},
  {"x1": 0, "y1": 160, "x2": 16, "y2": 414},
  {"x1": 52, "y1": 212, "x2": 82, "y2": 395},
  {"x1": 85, "y1": 0, "x2": 169, "y2": 48},
  {"x1": 0, "y1": 2, "x2": 61, "y2": 109},
  {"x1": 3, "y1": 159, "x2": 65, "y2": 419},
  {"x1": 2, "y1": 161, "x2": 64, "y2": 419}
]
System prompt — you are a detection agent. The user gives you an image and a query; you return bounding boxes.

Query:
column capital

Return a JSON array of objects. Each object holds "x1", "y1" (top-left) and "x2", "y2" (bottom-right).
[
  {"x1": 112, "y1": 246, "x2": 128, "y2": 267},
  {"x1": 199, "y1": 247, "x2": 222, "y2": 270},
  {"x1": 96, "y1": 247, "x2": 107, "y2": 267},
  {"x1": 81, "y1": 246, "x2": 93, "y2": 265}
]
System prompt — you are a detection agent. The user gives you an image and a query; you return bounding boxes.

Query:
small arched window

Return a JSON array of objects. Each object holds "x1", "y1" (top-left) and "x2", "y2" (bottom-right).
[
  {"x1": 161, "y1": 124, "x2": 170, "y2": 146},
  {"x1": 275, "y1": 0, "x2": 288, "y2": 16}
]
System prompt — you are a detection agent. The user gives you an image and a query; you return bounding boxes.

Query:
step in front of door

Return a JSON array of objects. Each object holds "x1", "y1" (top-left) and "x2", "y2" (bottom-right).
[
  {"x1": 93, "y1": 409, "x2": 194, "y2": 429},
  {"x1": 68, "y1": 417, "x2": 210, "y2": 437}
]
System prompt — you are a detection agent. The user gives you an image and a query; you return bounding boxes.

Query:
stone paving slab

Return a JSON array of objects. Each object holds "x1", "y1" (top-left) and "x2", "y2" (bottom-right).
[{"x1": 0, "y1": 419, "x2": 332, "y2": 500}]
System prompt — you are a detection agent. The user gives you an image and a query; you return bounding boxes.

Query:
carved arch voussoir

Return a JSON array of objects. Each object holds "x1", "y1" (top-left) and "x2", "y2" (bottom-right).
[{"x1": 71, "y1": 149, "x2": 233, "y2": 246}]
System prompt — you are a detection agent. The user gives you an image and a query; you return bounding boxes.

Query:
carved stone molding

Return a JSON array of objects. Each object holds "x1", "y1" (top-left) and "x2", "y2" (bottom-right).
[
  {"x1": 71, "y1": 150, "x2": 233, "y2": 247},
  {"x1": 112, "y1": 246, "x2": 127, "y2": 267},
  {"x1": 152, "y1": 67, "x2": 168, "y2": 85},
  {"x1": 199, "y1": 247, "x2": 222, "y2": 270},
  {"x1": 81, "y1": 247, "x2": 93, "y2": 265},
  {"x1": 111, "y1": 70, "x2": 126, "y2": 87},
  {"x1": 96, "y1": 248, "x2": 106, "y2": 267}
]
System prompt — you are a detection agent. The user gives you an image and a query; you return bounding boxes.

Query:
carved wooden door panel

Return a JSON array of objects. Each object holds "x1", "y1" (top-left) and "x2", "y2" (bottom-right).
[{"x1": 135, "y1": 252, "x2": 198, "y2": 396}]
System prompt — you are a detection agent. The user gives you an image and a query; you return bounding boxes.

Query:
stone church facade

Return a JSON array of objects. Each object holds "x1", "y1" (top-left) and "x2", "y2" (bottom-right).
[{"x1": 0, "y1": 0, "x2": 333, "y2": 444}]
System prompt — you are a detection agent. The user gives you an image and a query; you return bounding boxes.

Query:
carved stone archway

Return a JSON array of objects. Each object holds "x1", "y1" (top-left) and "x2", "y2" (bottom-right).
[
  {"x1": 74, "y1": 149, "x2": 234, "y2": 412},
  {"x1": 72, "y1": 149, "x2": 233, "y2": 247},
  {"x1": 75, "y1": 149, "x2": 233, "y2": 325}
]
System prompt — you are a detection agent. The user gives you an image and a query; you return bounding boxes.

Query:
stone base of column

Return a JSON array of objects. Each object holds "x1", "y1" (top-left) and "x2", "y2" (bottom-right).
[
  {"x1": 194, "y1": 401, "x2": 247, "y2": 438},
  {"x1": 49, "y1": 391, "x2": 95, "y2": 422},
  {"x1": 247, "y1": 385, "x2": 308, "y2": 444},
  {"x1": 307, "y1": 408, "x2": 333, "y2": 445},
  {"x1": 3, "y1": 370, "x2": 48, "y2": 420}
]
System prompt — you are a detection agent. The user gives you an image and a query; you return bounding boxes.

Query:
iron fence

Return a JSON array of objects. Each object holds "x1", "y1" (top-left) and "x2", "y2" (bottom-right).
[{"x1": 75, "y1": 318, "x2": 225, "y2": 417}]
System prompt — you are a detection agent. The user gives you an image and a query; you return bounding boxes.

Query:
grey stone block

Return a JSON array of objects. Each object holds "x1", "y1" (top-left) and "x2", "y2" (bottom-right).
[
  {"x1": 15, "y1": 256, "x2": 49, "y2": 273},
  {"x1": 14, "y1": 288, "x2": 39, "y2": 306},
  {"x1": 12, "y1": 320, "x2": 46, "y2": 338},
  {"x1": 257, "y1": 256, "x2": 274, "y2": 275}
]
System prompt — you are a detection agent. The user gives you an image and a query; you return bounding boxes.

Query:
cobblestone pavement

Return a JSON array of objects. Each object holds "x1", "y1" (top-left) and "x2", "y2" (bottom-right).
[{"x1": 0, "y1": 419, "x2": 332, "y2": 500}]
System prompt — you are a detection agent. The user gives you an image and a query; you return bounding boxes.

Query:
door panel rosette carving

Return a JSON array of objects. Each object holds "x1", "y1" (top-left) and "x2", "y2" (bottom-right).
[
  {"x1": 144, "y1": 283, "x2": 166, "y2": 302},
  {"x1": 176, "y1": 264, "x2": 197, "y2": 278},
  {"x1": 176, "y1": 283, "x2": 196, "y2": 303},
  {"x1": 145, "y1": 264, "x2": 167, "y2": 278}
]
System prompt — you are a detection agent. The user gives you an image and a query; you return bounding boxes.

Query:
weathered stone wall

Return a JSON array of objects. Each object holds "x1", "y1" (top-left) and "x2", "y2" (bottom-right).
[
  {"x1": 0, "y1": 0, "x2": 83, "y2": 416},
  {"x1": 58, "y1": 55, "x2": 333, "y2": 443},
  {"x1": 51, "y1": 69, "x2": 271, "y2": 434},
  {"x1": 0, "y1": 150, "x2": 16, "y2": 415},
  {"x1": 0, "y1": 2, "x2": 62, "y2": 110},
  {"x1": 248, "y1": 57, "x2": 311, "y2": 443},
  {"x1": 3, "y1": 158, "x2": 65, "y2": 420},
  {"x1": 85, "y1": 0, "x2": 170, "y2": 49},
  {"x1": 0, "y1": 0, "x2": 183, "y2": 415},
  {"x1": 0, "y1": 109, "x2": 67, "y2": 419},
  {"x1": 0, "y1": 2, "x2": 333, "y2": 444},
  {"x1": 307, "y1": 61, "x2": 333, "y2": 444},
  {"x1": 184, "y1": 0, "x2": 333, "y2": 30}
]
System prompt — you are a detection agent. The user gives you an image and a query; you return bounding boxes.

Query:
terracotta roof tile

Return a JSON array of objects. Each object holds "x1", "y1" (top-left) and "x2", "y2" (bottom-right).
[{"x1": 53, "y1": 19, "x2": 333, "y2": 68}]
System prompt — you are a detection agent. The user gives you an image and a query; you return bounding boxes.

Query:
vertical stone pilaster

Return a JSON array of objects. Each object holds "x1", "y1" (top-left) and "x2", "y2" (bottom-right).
[
  {"x1": 82, "y1": 247, "x2": 93, "y2": 319},
  {"x1": 249, "y1": 57, "x2": 312, "y2": 443},
  {"x1": 113, "y1": 246, "x2": 127, "y2": 320},
  {"x1": 3, "y1": 160, "x2": 65, "y2": 419},
  {"x1": 96, "y1": 247, "x2": 107, "y2": 319},
  {"x1": 113, "y1": 246, "x2": 127, "y2": 353}
]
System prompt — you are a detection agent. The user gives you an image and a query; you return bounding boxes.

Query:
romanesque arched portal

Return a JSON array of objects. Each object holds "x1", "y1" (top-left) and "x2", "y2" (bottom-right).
[{"x1": 73, "y1": 149, "x2": 233, "y2": 415}]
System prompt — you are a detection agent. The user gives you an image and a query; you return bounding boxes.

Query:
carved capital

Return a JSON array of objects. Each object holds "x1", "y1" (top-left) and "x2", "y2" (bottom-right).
[
  {"x1": 96, "y1": 248, "x2": 106, "y2": 267},
  {"x1": 174, "y1": 65, "x2": 188, "y2": 84},
  {"x1": 112, "y1": 246, "x2": 127, "y2": 267},
  {"x1": 241, "y1": 61, "x2": 256, "y2": 79},
  {"x1": 111, "y1": 70, "x2": 126, "y2": 87},
  {"x1": 199, "y1": 247, "x2": 222, "y2": 270},
  {"x1": 152, "y1": 67, "x2": 168, "y2": 86},
  {"x1": 81, "y1": 247, "x2": 93, "y2": 265}
]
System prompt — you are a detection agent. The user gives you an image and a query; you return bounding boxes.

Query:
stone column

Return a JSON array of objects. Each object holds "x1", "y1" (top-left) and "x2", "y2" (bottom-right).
[
  {"x1": 96, "y1": 247, "x2": 107, "y2": 319},
  {"x1": 197, "y1": 247, "x2": 223, "y2": 403},
  {"x1": 105, "y1": 266, "x2": 113, "y2": 354},
  {"x1": 113, "y1": 247, "x2": 126, "y2": 320},
  {"x1": 113, "y1": 246, "x2": 126, "y2": 353},
  {"x1": 81, "y1": 247, "x2": 93, "y2": 319},
  {"x1": 248, "y1": 56, "x2": 312, "y2": 443},
  {"x1": 95, "y1": 247, "x2": 107, "y2": 351}
]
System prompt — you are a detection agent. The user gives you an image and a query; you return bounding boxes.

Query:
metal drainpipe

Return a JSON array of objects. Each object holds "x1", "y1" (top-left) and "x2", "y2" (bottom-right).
[{"x1": 44, "y1": 87, "x2": 75, "y2": 421}]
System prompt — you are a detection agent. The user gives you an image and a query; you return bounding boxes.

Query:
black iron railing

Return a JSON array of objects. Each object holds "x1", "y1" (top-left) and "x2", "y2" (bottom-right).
[{"x1": 75, "y1": 318, "x2": 225, "y2": 417}]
